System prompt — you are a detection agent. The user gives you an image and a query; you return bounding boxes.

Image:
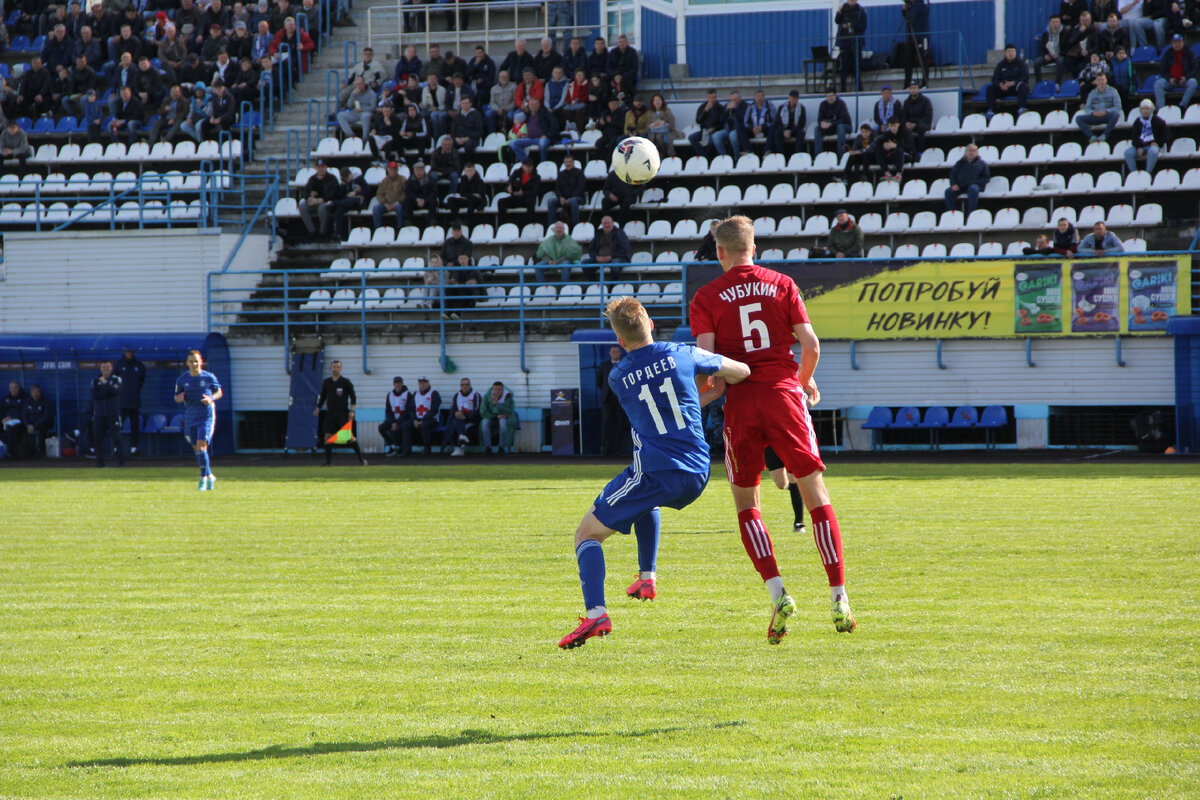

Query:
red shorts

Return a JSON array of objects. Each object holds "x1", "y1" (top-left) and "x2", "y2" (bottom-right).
[{"x1": 722, "y1": 383, "x2": 825, "y2": 487}]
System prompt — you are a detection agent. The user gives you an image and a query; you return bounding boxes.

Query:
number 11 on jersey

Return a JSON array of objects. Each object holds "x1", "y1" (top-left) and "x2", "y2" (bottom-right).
[{"x1": 637, "y1": 378, "x2": 685, "y2": 434}]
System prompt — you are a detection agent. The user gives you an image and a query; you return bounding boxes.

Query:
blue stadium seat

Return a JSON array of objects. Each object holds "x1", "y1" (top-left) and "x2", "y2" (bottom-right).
[
  {"x1": 143, "y1": 413, "x2": 167, "y2": 434},
  {"x1": 15, "y1": 117, "x2": 32, "y2": 132},
  {"x1": 889, "y1": 406, "x2": 921, "y2": 429},
  {"x1": 917, "y1": 406, "x2": 949, "y2": 450},
  {"x1": 1139, "y1": 74, "x2": 1159, "y2": 94},
  {"x1": 971, "y1": 84, "x2": 989, "y2": 102},
  {"x1": 1192, "y1": 43, "x2": 1200, "y2": 60},
  {"x1": 236, "y1": 111, "x2": 262, "y2": 129},
  {"x1": 976, "y1": 405, "x2": 1008, "y2": 449},
  {"x1": 861, "y1": 406, "x2": 893, "y2": 450},
  {"x1": 55, "y1": 116, "x2": 80, "y2": 133},
  {"x1": 33, "y1": 117, "x2": 54, "y2": 133},
  {"x1": 10, "y1": 36, "x2": 30, "y2": 51},
  {"x1": 0, "y1": 64, "x2": 9, "y2": 79},
  {"x1": 946, "y1": 405, "x2": 978, "y2": 429},
  {"x1": 31, "y1": 35, "x2": 46, "y2": 51},
  {"x1": 162, "y1": 414, "x2": 184, "y2": 433},
  {"x1": 1030, "y1": 80, "x2": 1057, "y2": 100},
  {"x1": 150, "y1": 57, "x2": 162, "y2": 69},
  {"x1": 5, "y1": 10, "x2": 20, "y2": 26},
  {"x1": 1131, "y1": 45, "x2": 1158, "y2": 64},
  {"x1": 1055, "y1": 79, "x2": 1079, "y2": 99},
  {"x1": 120, "y1": 416, "x2": 131, "y2": 434}
]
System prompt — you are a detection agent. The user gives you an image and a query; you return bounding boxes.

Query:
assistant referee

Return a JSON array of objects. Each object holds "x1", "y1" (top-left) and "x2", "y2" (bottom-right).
[{"x1": 314, "y1": 360, "x2": 367, "y2": 466}]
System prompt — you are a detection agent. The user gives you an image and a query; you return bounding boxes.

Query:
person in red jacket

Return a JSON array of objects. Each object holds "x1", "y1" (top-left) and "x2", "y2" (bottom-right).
[{"x1": 269, "y1": 16, "x2": 314, "y2": 80}]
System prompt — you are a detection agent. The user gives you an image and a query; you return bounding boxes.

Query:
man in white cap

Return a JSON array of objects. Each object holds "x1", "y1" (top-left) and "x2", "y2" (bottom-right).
[{"x1": 1124, "y1": 98, "x2": 1167, "y2": 174}]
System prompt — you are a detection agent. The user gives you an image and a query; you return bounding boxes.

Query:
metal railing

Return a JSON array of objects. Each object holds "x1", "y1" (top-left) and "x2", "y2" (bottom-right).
[{"x1": 365, "y1": 0, "x2": 584, "y2": 55}]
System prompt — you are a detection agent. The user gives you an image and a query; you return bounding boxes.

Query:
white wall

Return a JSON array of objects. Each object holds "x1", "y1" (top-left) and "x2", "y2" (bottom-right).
[{"x1": 0, "y1": 230, "x2": 270, "y2": 334}]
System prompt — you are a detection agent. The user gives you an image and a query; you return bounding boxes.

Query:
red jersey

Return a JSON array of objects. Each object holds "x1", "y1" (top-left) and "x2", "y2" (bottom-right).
[{"x1": 689, "y1": 263, "x2": 809, "y2": 391}]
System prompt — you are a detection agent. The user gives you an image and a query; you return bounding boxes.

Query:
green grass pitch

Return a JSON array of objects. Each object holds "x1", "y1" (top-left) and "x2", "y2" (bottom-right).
[{"x1": 1, "y1": 461, "x2": 1197, "y2": 799}]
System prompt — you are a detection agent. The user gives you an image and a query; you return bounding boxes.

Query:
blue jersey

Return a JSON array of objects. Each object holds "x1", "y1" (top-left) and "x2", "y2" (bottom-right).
[
  {"x1": 175, "y1": 370, "x2": 221, "y2": 420},
  {"x1": 609, "y1": 341, "x2": 723, "y2": 475}
]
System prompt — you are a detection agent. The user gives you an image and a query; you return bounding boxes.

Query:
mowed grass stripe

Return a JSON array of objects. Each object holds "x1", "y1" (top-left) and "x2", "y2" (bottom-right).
[{"x1": 0, "y1": 462, "x2": 1196, "y2": 799}]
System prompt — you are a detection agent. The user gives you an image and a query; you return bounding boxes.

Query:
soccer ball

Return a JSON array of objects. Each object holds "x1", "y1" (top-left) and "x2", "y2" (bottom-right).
[{"x1": 612, "y1": 136, "x2": 661, "y2": 185}]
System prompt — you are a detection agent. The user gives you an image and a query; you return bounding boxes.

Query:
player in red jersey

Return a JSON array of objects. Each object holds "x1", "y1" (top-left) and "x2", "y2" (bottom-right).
[{"x1": 690, "y1": 215, "x2": 856, "y2": 642}]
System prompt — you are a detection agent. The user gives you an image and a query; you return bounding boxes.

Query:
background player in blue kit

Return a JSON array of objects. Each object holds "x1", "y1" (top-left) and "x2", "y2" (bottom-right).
[
  {"x1": 174, "y1": 349, "x2": 224, "y2": 491},
  {"x1": 558, "y1": 297, "x2": 751, "y2": 649}
]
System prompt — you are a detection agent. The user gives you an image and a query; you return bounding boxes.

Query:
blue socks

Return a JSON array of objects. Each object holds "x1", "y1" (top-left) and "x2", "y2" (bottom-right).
[
  {"x1": 634, "y1": 509, "x2": 660, "y2": 573},
  {"x1": 575, "y1": 539, "x2": 606, "y2": 611},
  {"x1": 196, "y1": 449, "x2": 210, "y2": 477}
]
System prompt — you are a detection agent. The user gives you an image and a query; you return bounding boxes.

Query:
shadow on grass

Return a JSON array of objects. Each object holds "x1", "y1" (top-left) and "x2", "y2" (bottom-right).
[{"x1": 68, "y1": 723, "x2": 742, "y2": 768}]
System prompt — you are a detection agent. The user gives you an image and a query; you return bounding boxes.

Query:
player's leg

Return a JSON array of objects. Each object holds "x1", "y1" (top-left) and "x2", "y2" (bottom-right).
[
  {"x1": 626, "y1": 508, "x2": 659, "y2": 600},
  {"x1": 109, "y1": 416, "x2": 125, "y2": 467},
  {"x1": 794, "y1": 469, "x2": 855, "y2": 632},
  {"x1": 787, "y1": 475, "x2": 806, "y2": 533},
  {"x1": 559, "y1": 509, "x2": 617, "y2": 649}
]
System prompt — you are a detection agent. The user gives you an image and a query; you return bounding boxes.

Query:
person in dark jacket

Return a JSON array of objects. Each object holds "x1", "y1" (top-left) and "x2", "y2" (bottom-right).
[
  {"x1": 902, "y1": 0, "x2": 930, "y2": 87},
  {"x1": 330, "y1": 167, "x2": 370, "y2": 240},
  {"x1": 499, "y1": 40, "x2": 535, "y2": 84},
  {"x1": 713, "y1": 90, "x2": 748, "y2": 160},
  {"x1": 466, "y1": 46, "x2": 497, "y2": 100},
  {"x1": 1060, "y1": 0, "x2": 1089, "y2": 26},
  {"x1": 601, "y1": 168, "x2": 640, "y2": 226},
  {"x1": 17, "y1": 57, "x2": 55, "y2": 117},
  {"x1": 445, "y1": 162, "x2": 489, "y2": 217},
  {"x1": 90, "y1": 361, "x2": 125, "y2": 468},
  {"x1": 835, "y1": 0, "x2": 868, "y2": 91},
  {"x1": 394, "y1": 45, "x2": 422, "y2": 85},
  {"x1": 561, "y1": 37, "x2": 588, "y2": 82},
  {"x1": 986, "y1": 44, "x2": 1030, "y2": 116},
  {"x1": 875, "y1": 116, "x2": 913, "y2": 179},
  {"x1": 400, "y1": 376, "x2": 441, "y2": 457},
  {"x1": 547, "y1": 152, "x2": 585, "y2": 225},
  {"x1": 135, "y1": 55, "x2": 164, "y2": 109},
  {"x1": 41, "y1": 24, "x2": 75, "y2": 71},
  {"x1": 24, "y1": 384, "x2": 55, "y2": 457},
  {"x1": 687, "y1": 88, "x2": 727, "y2": 155},
  {"x1": 1124, "y1": 97, "x2": 1169, "y2": 171},
  {"x1": 532, "y1": 37, "x2": 562, "y2": 82},
  {"x1": 771, "y1": 89, "x2": 807, "y2": 156},
  {"x1": 814, "y1": 89, "x2": 852, "y2": 154},
  {"x1": 899, "y1": 81, "x2": 933, "y2": 151},
  {"x1": 596, "y1": 345, "x2": 629, "y2": 457},
  {"x1": 449, "y1": 94, "x2": 484, "y2": 157},
  {"x1": 944, "y1": 142, "x2": 990, "y2": 213},
  {"x1": 379, "y1": 376, "x2": 412, "y2": 456},
  {"x1": 0, "y1": 381, "x2": 30, "y2": 458},
  {"x1": 606, "y1": 35, "x2": 639, "y2": 89},
  {"x1": 1062, "y1": 11, "x2": 1099, "y2": 76},
  {"x1": 430, "y1": 134, "x2": 464, "y2": 195},
  {"x1": 1052, "y1": 217, "x2": 1080, "y2": 254},
  {"x1": 595, "y1": 97, "x2": 627, "y2": 160},
  {"x1": 498, "y1": 158, "x2": 541, "y2": 215},
  {"x1": 1154, "y1": 33, "x2": 1198, "y2": 108},
  {"x1": 206, "y1": 79, "x2": 237, "y2": 139},
  {"x1": 583, "y1": 214, "x2": 633, "y2": 281},
  {"x1": 508, "y1": 95, "x2": 558, "y2": 163},
  {"x1": 587, "y1": 37, "x2": 610, "y2": 78},
  {"x1": 299, "y1": 159, "x2": 339, "y2": 237},
  {"x1": 1035, "y1": 15, "x2": 1068, "y2": 82},
  {"x1": 109, "y1": 85, "x2": 143, "y2": 144},
  {"x1": 114, "y1": 347, "x2": 146, "y2": 454},
  {"x1": 404, "y1": 161, "x2": 440, "y2": 229},
  {"x1": 843, "y1": 124, "x2": 876, "y2": 182}
]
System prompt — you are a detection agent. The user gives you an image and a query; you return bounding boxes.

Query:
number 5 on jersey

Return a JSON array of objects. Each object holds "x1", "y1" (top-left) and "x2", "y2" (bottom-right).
[
  {"x1": 740, "y1": 302, "x2": 771, "y2": 351},
  {"x1": 637, "y1": 378, "x2": 685, "y2": 434}
]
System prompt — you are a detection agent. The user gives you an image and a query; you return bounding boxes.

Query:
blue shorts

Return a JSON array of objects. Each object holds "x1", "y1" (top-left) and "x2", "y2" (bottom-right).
[
  {"x1": 183, "y1": 410, "x2": 215, "y2": 445},
  {"x1": 592, "y1": 467, "x2": 709, "y2": 535}
]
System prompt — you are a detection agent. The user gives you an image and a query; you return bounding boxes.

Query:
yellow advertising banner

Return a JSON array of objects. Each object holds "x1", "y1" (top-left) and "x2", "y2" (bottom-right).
[{"x1": 797, "y1": 257, "x2": 1191, "y2": 340}]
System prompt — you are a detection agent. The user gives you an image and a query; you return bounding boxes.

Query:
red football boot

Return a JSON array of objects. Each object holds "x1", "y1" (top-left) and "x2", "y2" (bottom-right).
[
  {"x1": 625, "y1": 576, "x2": 657, "y2": 601},
  {"x1": 557, "y1": 614, "x2": 612, "y2": 649}
]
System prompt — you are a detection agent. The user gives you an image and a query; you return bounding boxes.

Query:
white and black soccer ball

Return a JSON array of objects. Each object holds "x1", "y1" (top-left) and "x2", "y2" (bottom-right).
[{"x1": 611, "y1": 136, "x2": 661, "y2": 185}]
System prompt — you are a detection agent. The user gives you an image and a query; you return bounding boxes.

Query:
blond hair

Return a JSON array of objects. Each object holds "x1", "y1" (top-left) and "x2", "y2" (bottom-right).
[
  {"x1": 714, "y1": 215, "x2": 755, "y2": 256},
  {"x1": 605, "y1": 296, "x2": 652, "y2": 343}
]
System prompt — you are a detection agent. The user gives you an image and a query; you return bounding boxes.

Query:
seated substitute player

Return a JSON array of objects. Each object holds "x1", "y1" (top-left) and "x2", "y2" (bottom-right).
[
  {"x1": 690, "y1": 215, "x2": 856, "y2": 643},
  {"x1": 558, "y1": 296, "x2": 751, "y2": 649},
  {"x1": 174, "y1": 349, "x2": 223, "y2": 491}
]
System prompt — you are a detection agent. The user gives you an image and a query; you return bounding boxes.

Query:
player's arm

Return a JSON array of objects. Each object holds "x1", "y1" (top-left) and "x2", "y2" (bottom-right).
[
  {"x1": 203, "y1": 387, "x2": 223, "y2": 405},
  {"x1": 174, "y1": 384, "x2": 185, "y2": 404},
  {"x1": 793, "y1": 322, "x2": 821, "y2": 406},
  {"x1": 714, "y1": 355, "x2": 750, "y2": 384}
]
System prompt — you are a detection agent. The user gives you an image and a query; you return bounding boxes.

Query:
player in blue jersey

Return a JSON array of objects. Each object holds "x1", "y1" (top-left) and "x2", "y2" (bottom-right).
[
  {"x1": 558, "y1": 297, "x2": 751, "y2": 649},
  {"x1": 174, "y1": 349, "x2": 223, "y2": 491}
]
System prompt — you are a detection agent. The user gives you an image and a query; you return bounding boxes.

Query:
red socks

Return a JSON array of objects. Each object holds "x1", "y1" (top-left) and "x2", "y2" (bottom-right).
[
  {"x1": 738, "y1": 508, "x2": 780, "y2": 581},
  {"x1": 810, "y1": 504, "x2": 845, "y2": 586}
]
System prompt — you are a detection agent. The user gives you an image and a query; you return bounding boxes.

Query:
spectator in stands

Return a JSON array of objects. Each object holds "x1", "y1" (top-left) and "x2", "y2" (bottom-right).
[
  {"x1": 1023, "y1": 233, "x2": 1057, "y2": 256},
  {"x1": 500, "y1": 39, "x2": 534, "y2": 82},
  {"x1": 340, "y1": 46, "x2": 385, "y2": 106},
  {"x1": 1122, "y1": 0, "x2": 1165, "y2": 49},
  {"x1": 535, "y1": 221, "x2": 583, "y2": 282},
  {"x1": 441, "y1": 220, "x2": 473, "y2": 266},
  {"x1": 986, "y1": 44, "x2": 1030, "y2": 118},
  {"x1": 545, "y1": 65, "x2": 569, "y2": 118},
  {"x1": 445, "y1": 253, "x2": 480, "y2": 315},
  {"x1": 1063, "y1": 11, "x2": 1098, "y2": 76},
  {"x1": 449, "y1": 95, "x2": 484, "y2": 158},
  {"x1": 771, "y1": 89, "x2": 806, "y2": 157},
  {"x1": 420, "y1": 72, "x2": 447, "y2": 136},
  {"x1": 1052, "y1": 217, "x2": 1080, "y2": 254},
  {"x1": 201, "y1": 23, "x2": 229, "y2": 64},
  {"x1": 583, "y1": 214, "x2": 632, "y2": 281},
  {"x1": 212, "y1": 49, "x2": 236, "y2": 86},
  {"x1": 481, "y1": 381, "x2": 516, "y2": 455},
  {"x1": 875, "y1": 116, "x2": 912, "y2": 180},
  {"x1": 624, "y1": 93, "x2": 650, "y2": 138},
  {"x1": 562, "y1": 37, "x2": 587, "y2": 80},
  {"x1": 561, "y1": 67, "x2": 590, "y2": 132},
  {"x1": 1155, "y1": 33, "x2": 1198, "y2": 108},
  {"x1": 330, "y1": 167, "x2": 369, "y2": 240},
  {"x1": 202, "y1": 0, "x2": 233, "y2": 39},
  {"x1": 83, "y1": 88, "x2": 105, "y2": 143},
  {"x1": 1092, "y1": 0, "x2": 1120, "y2": 26},
  {"x1": 744, "y1": 89, "x2": 774, "y2": 153},
  {"x1": 149, "y1": 84, "x2": 189, "y2": 144},
  {"x1": 688, "y1": 88, "x2": 726, "y2": 155},
  {"x1": 1125, "y1": 97, "x2": 1168, "y2": 171},
  {"x1": 206, "y1": 78, "x2": 236, "y2": 139},
  {"x1": 843, "y1": 123, "x2": 876, "y2": 182},
  {"x1": 1078, "y1": 51, "x2": 1111, "y2": 94},
  {"x1": 299, "y1": 159, "x2": 339, "y2": 238},
  {"x1": 464, "y1": 45, "x2": 496, "y2": 99},
  {"x1": 430, "y1": 135, "x2": 463, "y2": 196},
  {"x1": 944, "y1": 142, "x2": 990, "y2": 214},
  {"x1": 488, "y1": 69, "x2": 516, "y2": 131},
  {"x1": 871, "y1": 85, "x2": 902, "y2": 130},
  {"x1": 371, "y1": 160, "x2": 406, "y2": 229},
  {"x1": 899, "y1": 81, "x2": 932, "y2": 152},
  {"x1": 136, "y1": 54, "x2": 165, "y2": 110},
  {"x1": 836, "y1": 0, "x2": 868, "y2": 91},
  {"x1": 299, "y1": 0, "x2": 321, "y2": 38},
  {"x1": 498, "y1": 158, "x2": 541, "y2": 215},
  {"x1": 336, "y1": 75, "x2": 374, "y2": 139},
  {"x1": 1077, "y1": 220, "x2": 1125, "y2": 254},
  {"x1": 587, "y1": 71, "x2": 611, "y2": 122},
  {"x1": 157, "y1": 25, "x2": 187, "y2": 84},
  {"x1": 270, "y1": 17, "x2": 314, "y2": 80},
  {"x1": 588, "y1": 37, "x2": 610, "y2": 78},
  {"x1": 446, "y1": 162, "x2": 488, "y2": 218},
  {"x1": 602, "y1": 167, "x2": 640, "y2": 225},
  {"x1": 826, "y1": 209, "x2": 864, "y2": 258},
  {"x1": 1035, "y1": 14, "x2": 1068, "y2": 83},
  {"x1": 1110, "y1": 45, "x2": 1136, "y2": 105},
  {"x1": 1060, "y1": 0, "x2": 1088, "y2": 27},
  {"x1": 251, "y1": 20, "x2": 274, "y2": 62},
  {"x1": 0, "y1": 118, "x2": 29, "y2": 170},
  {"x1": 695, "y1": 228, "x2": 718, "y2": 262},
  {"x1": 42, "y1": 23, "x2": 73, "y2": 71},
  {"x1": 608, "y1": 34, "x2": 639, "y2": 90},
  {"x1": 419, "y1": 45, "x2": 444, "y2": 82},
  {"x1": 405, "y1": 161, "x2": 439, "y2": 228},
  {"x1": 394, "y1": 44, "x2": 421, "y2": 85},
  {"x1": 380, "y1": 376, "x2": 411, "y2": 457},
  {"x1": 713, "y1": 90, "x2": 748, "y2": 160},
  {"x1": 814, "y1": 89, "x2": 852, "y2": 155},
  {"x1": 645, "y1": 92, "x2": 677, "y2": 158},
  {"x1": 444, "y1": 378, "x2": 482, "y2": 456},
  {"x1": 509, "y1": 95, "x2": 557, "y2": 162},
  {"x1": 17, "y1": 56, "x2": 54, "y2": 118},
  {"x1": 65, "y1": 2, "x2": 87, "y2": 40},
  {"x1": 612, "y1": 72, "x2": 633, "y2": 106},
  {"x1": 440, "y1": 51, "x2": 467, "y2": 86},
  {"x1": 547, "y1": 152, "x2": 585, "y2": 225},
  {"x1": 228, "y1": 21, "x2": 254, "y2": 62},
  {"x1": 1, "y1": 381, "x2": 30, "y2": 459},
  {"x1": 75, "y1": 26, "x2": 103, "y2": 70},
  {"x1": 1097, "y1": 12, "x2": 1130, "y2": 59},
  {"x1": 109, "y1": 84, "x2": 142, "y2": 144},
  {"x1": 62, "y1": 54, "x2": 95, "y2": 118},
  {"x1": 180, "y1": 83, "x2": 210, "y2": 142},
  {"x1": 394, "y1": 102, "x2": 429, "y2": 152},
  {"x1": 1165, "y1": 1, "x2": 1194, "y2": 37},
  {"x1": 175, "y1": 0, "x2": 203, "y2": 42},
  {"x1": 514, "y1": 66, "x2": 545, "y2": 116},
  {"x1": 401, "y1": 377, "x2": 441, "y2": 457},
  {"x1": 230, "y1": 56, "x2": 259, "y2": 107},
  {"x1": 1076, "y1": 71, "x2": 1122, "y2": 140},
  {"x1": 533, "y1": 36, "x2": 562, "y2": 81},
  {"x1": 441, "y1": 73, "x2": 475, "y2": 127},
  {"x1": 23, "y1": 384, "x2": 54, "y2": 457},
  {"x1": 109, "y1": 23, "x2": 141, "y2": 64}
]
